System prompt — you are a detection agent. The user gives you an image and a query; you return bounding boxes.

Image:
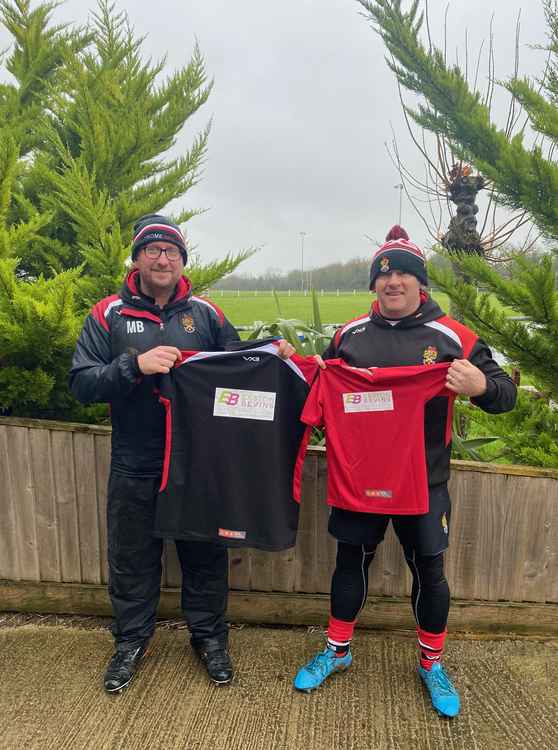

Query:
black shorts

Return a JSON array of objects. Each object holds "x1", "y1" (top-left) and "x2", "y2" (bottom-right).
[{"x1": 328, "y1": 483, "x2": 451, "y2": 556}]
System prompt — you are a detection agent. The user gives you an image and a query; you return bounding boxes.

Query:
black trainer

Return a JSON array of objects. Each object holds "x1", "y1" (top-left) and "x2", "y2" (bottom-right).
[
  {"x1": 104, "y1": 644, "x2": 146, "y2": 693},
  {"x1": 192, "y1": 637, "x2": 234, "y2": 684}
]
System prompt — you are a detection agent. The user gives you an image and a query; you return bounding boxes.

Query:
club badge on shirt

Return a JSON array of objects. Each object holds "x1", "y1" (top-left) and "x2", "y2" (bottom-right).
[
  {"x1": 423, "y1": 345, "x2": 438, "y2": 365},
  {"x1": 181, "y1": 313, "x2": 196, "y2": 333}
]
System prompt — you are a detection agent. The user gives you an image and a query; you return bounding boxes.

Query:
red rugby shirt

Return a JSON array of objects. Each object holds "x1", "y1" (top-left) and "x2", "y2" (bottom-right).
[{"x1": 299, "y1": 360, "x2": 453, "y2": 515}]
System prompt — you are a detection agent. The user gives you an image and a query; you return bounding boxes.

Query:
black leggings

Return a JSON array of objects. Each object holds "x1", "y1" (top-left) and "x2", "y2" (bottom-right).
[{"x1": 330, "y1": 542, "x2": 449, "y2": 633}]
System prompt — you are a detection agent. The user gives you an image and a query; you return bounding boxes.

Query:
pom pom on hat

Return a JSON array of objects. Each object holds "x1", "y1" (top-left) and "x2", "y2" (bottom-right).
[{"x1": 384, "y1": 225, "x2": 409, "y2": 242}]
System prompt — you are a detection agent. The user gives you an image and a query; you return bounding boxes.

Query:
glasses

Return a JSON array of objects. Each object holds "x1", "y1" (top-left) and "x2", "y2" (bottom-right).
[{"x1": 143, "y1": 246, "x2": 183, "y2": 261}]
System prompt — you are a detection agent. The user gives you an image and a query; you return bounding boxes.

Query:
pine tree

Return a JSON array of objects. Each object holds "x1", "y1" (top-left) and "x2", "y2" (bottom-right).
[
  {"x1": 359, "y1": 0, "x2": 558, "y2": 399},
  {"x1": 0, "y1": 0, "x2": 252, "y2": 419},
  {"x1": 453, "y1": 387, "x2": 558, "y2": 468},
  {"x1": 0, "y1": 258, "x2": 86, "y2": 417}
]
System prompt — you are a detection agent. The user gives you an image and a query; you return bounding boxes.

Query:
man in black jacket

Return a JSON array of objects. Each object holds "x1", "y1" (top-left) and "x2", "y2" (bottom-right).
[
  {"x1": 70, "y1": 214, "x2": 292, "y2": 693},
  {"x1": 293, "y1": 226, "x2": 517, "y2": 718}
]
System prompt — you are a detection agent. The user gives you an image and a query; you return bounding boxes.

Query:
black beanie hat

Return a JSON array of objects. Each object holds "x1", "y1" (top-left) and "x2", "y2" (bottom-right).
[
  {"x1": 369, "y1": 225, "x2": 428, "y2": 289},
  {"x1": 131, "y1": 214, "x2": 188, "y2": 262}
]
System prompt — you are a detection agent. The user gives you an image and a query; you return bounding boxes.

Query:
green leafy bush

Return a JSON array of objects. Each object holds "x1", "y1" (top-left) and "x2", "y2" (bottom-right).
[{"x1": 452, "y1": 390, "x2": 558, "y2": 468}]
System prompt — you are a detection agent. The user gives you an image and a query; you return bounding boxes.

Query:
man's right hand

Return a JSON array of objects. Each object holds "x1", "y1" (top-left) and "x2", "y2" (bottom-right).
[{"x1": 137, "y1": 346, "x2": 182, "y2": 375}]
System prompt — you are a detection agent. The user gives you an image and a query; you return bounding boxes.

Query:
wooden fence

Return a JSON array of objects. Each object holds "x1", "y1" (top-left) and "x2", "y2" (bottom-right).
[{"x1": 1, "y1": 416, "x2": 557, "y2": 635}]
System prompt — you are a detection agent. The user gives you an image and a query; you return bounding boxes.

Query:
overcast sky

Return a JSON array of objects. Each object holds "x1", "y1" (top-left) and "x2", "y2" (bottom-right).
[{"x1": 0, "y1": 0, "x2": 550, "y2": 275}]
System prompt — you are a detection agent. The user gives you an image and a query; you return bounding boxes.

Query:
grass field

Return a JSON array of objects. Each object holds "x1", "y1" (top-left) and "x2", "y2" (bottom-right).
[{"x1": 207, "y1": 290, "x2": 452, "y2": 327}]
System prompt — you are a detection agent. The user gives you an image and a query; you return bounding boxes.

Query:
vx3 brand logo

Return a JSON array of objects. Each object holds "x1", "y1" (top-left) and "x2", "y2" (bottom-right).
[
  {"x1": 365, "y1": 489, "x2": 393, "y2": 499},
  {"x1": 243, "y1": 356, "x2": 260, "y2": 362},
  {"x1": 218, "y1": 390, "x2": 240, "y2": 406},
  {"x1": 352, "y1": 326, "x2": 366, "y2": 335}
]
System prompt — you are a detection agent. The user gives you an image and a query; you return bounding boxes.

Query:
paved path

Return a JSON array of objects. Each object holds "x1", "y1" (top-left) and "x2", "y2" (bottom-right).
[{"x1": 1, "y1": 621, "x2": 556, "y2": 749}]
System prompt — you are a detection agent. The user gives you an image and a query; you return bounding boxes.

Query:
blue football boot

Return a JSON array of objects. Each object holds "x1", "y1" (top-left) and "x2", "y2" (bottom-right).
[
  {"x1": 293, "y1": 647, "x2": 352, "y2": 692},
  {"x1": 418, "y1": 662, "x2": 461, "y2": 717}
]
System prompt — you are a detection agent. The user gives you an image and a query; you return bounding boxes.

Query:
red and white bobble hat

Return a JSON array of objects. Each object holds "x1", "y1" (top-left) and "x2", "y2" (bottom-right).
[{"x1": 369, "y1": 225, "x2": 427, "y2": 289}]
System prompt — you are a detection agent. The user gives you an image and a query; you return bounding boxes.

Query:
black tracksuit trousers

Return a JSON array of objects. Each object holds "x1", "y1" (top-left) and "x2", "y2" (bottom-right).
[{"x1": 107, "y1": 472, "x2": 229, "y2": 650}]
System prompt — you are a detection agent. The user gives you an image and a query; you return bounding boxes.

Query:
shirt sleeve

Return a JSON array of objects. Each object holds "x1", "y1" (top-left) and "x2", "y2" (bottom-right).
[
  {"x1": 300, "y1": 374, "x2": 324, "y2": 427},
  {"x1": 468, "y1": 339, "x2": 517, "y2": 413},
  {"x1": 425, "y1": 363, "x2": 452, "y2": 399},
  {"x1": 69, "y1": 313, "x2": 141, "y2": 404},
  {"x1": 290, "y1": 353, "x2": 320, "y2": 386}
]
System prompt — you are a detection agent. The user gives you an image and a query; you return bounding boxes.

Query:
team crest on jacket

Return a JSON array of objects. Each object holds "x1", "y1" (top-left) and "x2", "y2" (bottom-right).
[
  {"x1": 181, "y1": 313, "x2": 196, "y2": 333},
  {"x1": 380, "y1": 256, "x2": 390, "y2": 273},
  {"x1": 441, "y1": 512, "x2": 448, "y2": 535},
  {"x1": 422, "y1": 345, "x2": 438, "y2": 365}
]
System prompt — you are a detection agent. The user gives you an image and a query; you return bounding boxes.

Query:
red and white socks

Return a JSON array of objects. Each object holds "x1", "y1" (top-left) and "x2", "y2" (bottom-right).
[
  {"x1": 417, "y1": 626, "x2": 447, "y2": 670},
  {"x1": 326, "y1": 615, "x2": 356, "y2": 657},
  {"x1": 325, "y1": 619, "x2": 448, "y2": 668}
]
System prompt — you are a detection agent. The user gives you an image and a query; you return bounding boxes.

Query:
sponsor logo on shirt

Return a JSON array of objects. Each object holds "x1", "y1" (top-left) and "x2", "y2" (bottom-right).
[
  {"x1": 243, "y1": 356, "x2": 260, "y2": 362},
  {"x1": 181, "y1": 313, "x2": 196, "y2": 333},
  {"x1": 365, "y1": 489, "x2": 393, "y2": 499},
  {"x1": 352, "y1": 326, "x2": 366, "y2": 335},
  {"x1": 218, "y1": 528, "x2": 247, "y2": 540},
  {"x1": 342, "y1": 390, "x2": 394, "y2": 413},
  {"x1": 213, "y1": 387, "x2": 276, "y2": 421},
  {"x1": 423, "y1": 345, "x2": 438, "y2": 365}
]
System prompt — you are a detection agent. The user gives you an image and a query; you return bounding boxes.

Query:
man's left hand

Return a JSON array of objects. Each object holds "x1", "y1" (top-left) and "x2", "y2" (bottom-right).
[
  {"x1": 276, "y1": 339, "x2": 296, "y2": 359},
  {"x1": 446, "y1": 359, "x2": 487, "y2": 397}
]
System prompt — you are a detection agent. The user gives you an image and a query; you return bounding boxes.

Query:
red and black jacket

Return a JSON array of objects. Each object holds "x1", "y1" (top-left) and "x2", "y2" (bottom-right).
[
  {"x1": 322, "y1": 292, "x2": 517, "y2": 487},
  {"x1": 69, "y1": 270, "x2": 239, "y2": 476}
]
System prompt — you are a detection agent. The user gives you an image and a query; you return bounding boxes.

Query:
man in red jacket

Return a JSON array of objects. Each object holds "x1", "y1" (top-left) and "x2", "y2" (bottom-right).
[{"x1": 293, "y1": 226, "x2": 516, "y2": 718}]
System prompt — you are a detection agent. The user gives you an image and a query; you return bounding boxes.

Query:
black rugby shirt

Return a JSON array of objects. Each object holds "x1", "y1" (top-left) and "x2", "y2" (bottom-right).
[{"x1": 154, "y1": 341, "x2": 317, "y2": 550}]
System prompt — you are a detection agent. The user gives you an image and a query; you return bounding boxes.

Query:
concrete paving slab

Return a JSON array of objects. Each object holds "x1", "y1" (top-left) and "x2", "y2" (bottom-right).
[{"x1": 0, "y1": 622, "x2": 557, "y2": 750}]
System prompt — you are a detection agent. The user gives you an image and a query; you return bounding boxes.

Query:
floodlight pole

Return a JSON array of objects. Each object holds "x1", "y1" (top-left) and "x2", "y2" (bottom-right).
[{"x1": 300, "y1": 231, "x2": 307, "y2": 293}]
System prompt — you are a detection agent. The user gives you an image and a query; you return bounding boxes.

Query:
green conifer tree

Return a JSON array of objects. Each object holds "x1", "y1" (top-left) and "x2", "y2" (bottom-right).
[
  {"x1": 0, "y1": 0, "x2": 252, "y2": 419},
  {"x1": 359, "y1": 0, "x2": 558, "y2": 400}
]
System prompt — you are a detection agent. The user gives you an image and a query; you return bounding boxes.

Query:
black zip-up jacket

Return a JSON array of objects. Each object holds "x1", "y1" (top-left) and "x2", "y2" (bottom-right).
[
  {"x1": 322, "y1": 292, "x2": 516, "y2": 487},
  {"x1": 69, "y1": 270, "x2": 239, "y2": 476}
]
